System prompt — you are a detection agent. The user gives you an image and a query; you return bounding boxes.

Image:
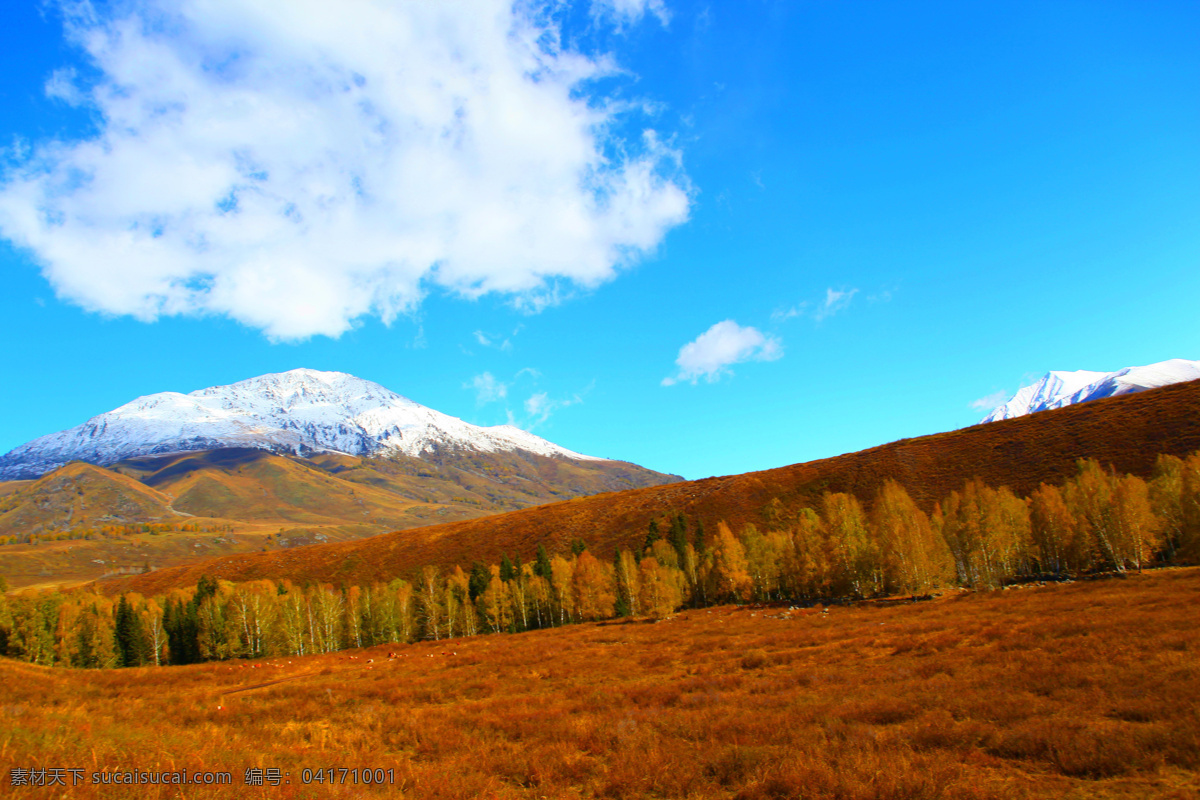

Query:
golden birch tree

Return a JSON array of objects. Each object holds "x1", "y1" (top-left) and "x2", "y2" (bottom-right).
[
  {"x1": 573, "y1": 551, "x2": 616, "y2": 621},
  {"x1": 710, "y1": 521, "x2": 752, "y2": 603},
  {"x1": 822, "y1": 493, "x2": 877, "y2": 597}
]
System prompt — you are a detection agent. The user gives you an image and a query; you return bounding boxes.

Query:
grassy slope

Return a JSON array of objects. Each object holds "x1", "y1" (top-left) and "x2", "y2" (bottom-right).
[
  {"x1": 3, "y1": 568, "x2": 1198, "y2": 799},
  {"x1": 0, "y1": 479, "x2": 30, "y2": 499},
  {"x1": 128, "y1": 449, "x2": 457, "y2": 525},
  {"x1": 108, "y1": 378, "x2": 1200, "y2": 596},
  {"x1": 0, "y1": 451, "x2": 475, "y2": 590},
  {"x1": 308, "y1": 449, "x2": 682, "y2": 510},
  {"x1": 0, "y1": 462, "x2": 179, "y2": 532}
]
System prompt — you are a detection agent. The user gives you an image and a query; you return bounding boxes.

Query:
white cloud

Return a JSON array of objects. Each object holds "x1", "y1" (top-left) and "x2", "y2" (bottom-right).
[
  {"x1": 662, "y1": 319, "x2": 781, "y2": 386},
  {"x1": 969, "y1": 390, "x2": 1010, "y2": 412},
  {"x1": 523, "y1": 388, "x2": 583, "y2": 428},
  {"x1": 593, "y1": 0, "x2": 670, "y2": 26},
  {"x1": 525, "y1": 391, "x2": 551, "y2": 417},
  {"x1": 474, "y1": 328, "x2": 514, "y2": 352},
  {"x1": 773, "y1": 287, "x2": 858, "y2": 324},
  {"x1": 468, "y1": 371, "x2": 508, "y2": 405},
  {"x1": 814, "y1": 287, "x2": 858, "y2": 322},
  {"x1": 0, "y1": 0, "x2": 690, "y2": 340},
  {"x1": 44, "y1": 67, "x2": 84, "y2": 106},
  {"x1": 770, "y1": 302, "x2": 807, "y2": 323},
  {"x1": 468, "y1": 365, "x2": 583, "y2": 426}
]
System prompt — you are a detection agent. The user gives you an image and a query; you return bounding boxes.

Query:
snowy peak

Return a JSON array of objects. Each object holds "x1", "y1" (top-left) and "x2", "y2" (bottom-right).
[
  {"x1": 192, "y1": 369, "x2": 421, "y2": 413},
  {"x1": 981, "y1": 358, "x2": 1200, "y2": 423},
  {"x1": 0, "y1": 369, "x2": 605, "y2": 480}
]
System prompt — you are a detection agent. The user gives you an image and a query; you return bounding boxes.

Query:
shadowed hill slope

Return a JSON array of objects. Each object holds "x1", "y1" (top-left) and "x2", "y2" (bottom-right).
[
  {"x1": 108, "y1": 447, "x2": 681, "y2": 526},
  {"x1": 104, "y1": 378, "x2": 1200, "y2": 595},
  {"x1": 301, "y1": 448, "x2": 681, "y2": 510},
  {"x1": 114, "y1": 449, "x2": 456, "y2": 526},
  {"x1": 111, "y1": 447, "x2": 679, "y2": 516}
]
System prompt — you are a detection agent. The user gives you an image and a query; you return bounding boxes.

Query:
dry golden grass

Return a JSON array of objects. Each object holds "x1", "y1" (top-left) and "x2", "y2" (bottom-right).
[
  {"x1": 5, "y1": 567, "x2": 1199, "y2": 799},
  {"x1": 108, "y1": 378, "x2": 1200, "y2": 597},
  {"x1": 0, "y1": 520, "x2": 402, "y2": 592},
  {"x1": 0, "y1": 479, "x2": 32, "y2": 499}
]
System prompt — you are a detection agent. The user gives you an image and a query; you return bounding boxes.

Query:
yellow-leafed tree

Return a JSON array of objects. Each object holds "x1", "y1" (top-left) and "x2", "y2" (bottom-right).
[
  {"x1": 573, "y1": 551, "x2": 616, "y2": 622},
  {"x1": 710, "y1": 521, "x2": 752, "y2": 603}
]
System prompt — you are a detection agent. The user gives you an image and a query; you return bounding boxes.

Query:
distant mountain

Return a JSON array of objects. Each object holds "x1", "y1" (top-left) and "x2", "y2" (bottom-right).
[
  {"x1": 0, "y1": 369, "x2": 615, "y2": 480},
  {"x1": 981, "y1": 358, "x2": 1200, "y2": 423}
]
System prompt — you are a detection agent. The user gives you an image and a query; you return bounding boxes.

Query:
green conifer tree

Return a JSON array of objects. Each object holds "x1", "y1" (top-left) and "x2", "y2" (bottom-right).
[
  {"x1": 175, "y1": 593, "x2": 202, "y2": 664},
  {"x1": 669, "y1": 513, "x2": 688, "y2": 561},
  {"x1": 643, "y1": 520, "x2": 661, "y2": 556},
  {"x1": 114, "y1": 595, "x2": 139, "y2": 667},
  {"x1": 164, "y1": 597, "x2": 199, "y2": 665},
  {"x1": 468, "y1": 562, "x2": 490, "y2": 601},
  {"x1": 196, "y1": 574, "x2": 219, "y2": 605},
  {"x1": 534, "y1": 543, "x2": 553, "y2": 580}
]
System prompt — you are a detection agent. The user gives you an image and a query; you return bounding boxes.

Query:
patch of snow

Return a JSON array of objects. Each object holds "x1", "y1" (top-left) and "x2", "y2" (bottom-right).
[{"x1": 981, "y1": 358, "x2": 1200, "y2": 423}]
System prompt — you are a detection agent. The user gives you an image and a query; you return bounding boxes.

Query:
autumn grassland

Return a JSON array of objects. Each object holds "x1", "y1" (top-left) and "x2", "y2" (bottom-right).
[{"x1": 3, "y1": 567, "x2": 1198, "y2": 799}]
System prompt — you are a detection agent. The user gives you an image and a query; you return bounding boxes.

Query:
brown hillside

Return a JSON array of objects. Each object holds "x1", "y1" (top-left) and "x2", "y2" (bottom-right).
[
  {"x1": 105, "y1": 378, "x2": 1200, "y2": 595},
  {"x1": 1, "y1": 446, "x2": 679, "y2": 590},
  {"x1": 0, "y1": 462, "x2": 180, "y2": 535},
  {"x1": 109, "y1": 446, "x2": 679, "y2": 519},
  {"x1": 117, "y1": 448, "x2": 459, "y2": 526},
  {"x1": 303, "y1": 448, "x2": 682, "y2": 510}
]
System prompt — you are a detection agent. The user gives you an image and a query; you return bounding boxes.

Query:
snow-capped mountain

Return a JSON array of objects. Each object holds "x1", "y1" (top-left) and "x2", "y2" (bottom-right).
[
  {"x1": 981, "y1": 358, "x2": 1200, "y2": 423},
  {"x1": 0, "y1": 369, "x2": 606, "y2": 480}
]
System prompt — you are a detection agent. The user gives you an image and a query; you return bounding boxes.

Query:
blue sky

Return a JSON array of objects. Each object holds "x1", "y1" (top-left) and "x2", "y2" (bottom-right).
[{"x1": 1, "y1": 0, "x2": 1197, "y2": 480}]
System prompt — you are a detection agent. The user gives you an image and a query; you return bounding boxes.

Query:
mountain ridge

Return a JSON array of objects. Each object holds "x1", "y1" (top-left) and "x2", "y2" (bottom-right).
[
  {"x1": 982, "y1": 357, "x2": 1200, "y2": 422},
  {"x1": 0, "y1": 369, "x2": 609, "y2": 480}
]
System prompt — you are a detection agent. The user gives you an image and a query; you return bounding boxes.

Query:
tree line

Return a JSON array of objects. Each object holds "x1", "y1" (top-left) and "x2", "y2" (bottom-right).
[
  {"x1": 1, "y1": 452, "x2": 1198, "y2": 668},
  {"x1": 0, "y1": 521, "x2": 233, "y2": 547}
]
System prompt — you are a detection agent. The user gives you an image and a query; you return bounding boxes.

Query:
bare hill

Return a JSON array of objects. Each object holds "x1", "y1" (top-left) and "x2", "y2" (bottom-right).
[{"x1": 0, "y1": 462, "x2": 180, "y2": 533}]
